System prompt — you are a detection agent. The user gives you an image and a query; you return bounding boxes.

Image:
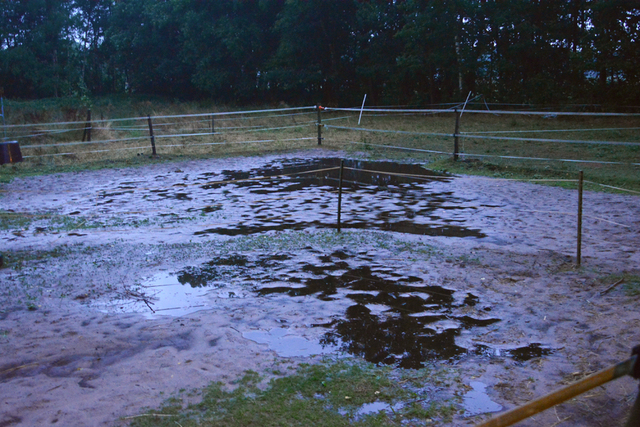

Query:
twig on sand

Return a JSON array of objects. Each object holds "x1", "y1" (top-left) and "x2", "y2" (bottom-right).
[
  {"x1": 600, "y1": 278, "x2": 625, "y2": 295},
  {"x1": 122, "y1": 285, "x2": 156, "y2": 312},
  {"x1": 0, "y1": 362, "x2": 39, "y2": 375},
  {"x1": 142, "y1": 298, "x2": 156, "y2": 313}
]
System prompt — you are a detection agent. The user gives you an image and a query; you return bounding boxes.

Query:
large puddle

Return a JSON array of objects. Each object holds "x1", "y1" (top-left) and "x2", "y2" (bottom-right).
[
  {"x1": 82, "y1": 158, "x2": 550, "y2": 368},
  {"x1": 95, "y1": 157, "x2": 485, "y2": 238},
  {"x1": 94, "y1": 249, "x2": 552, "y2": 368},
  {"x1": 87, "y1": 158, "x2": 550, "y2": 368}
]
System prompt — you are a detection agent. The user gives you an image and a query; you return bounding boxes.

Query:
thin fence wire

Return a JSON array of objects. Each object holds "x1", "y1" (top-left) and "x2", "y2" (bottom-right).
[
  {"x1": 457, "y1": 133, "x2": 640, "y2": 147},
  {"x1": 325, "y1": 124, "x2": 451, "y2": 137},
  {"x1": 324, "y1": 107, "x2": 640, "y2": 117},
  {"x1": 7, "y1": 104, "x2": 640, "y2": 197},
  {"x1": 462, "y1": 127, "x2": 640, "y2": 135},
  {"x1": 2, "y1": 105, "x2": 317, "y2": 129}
]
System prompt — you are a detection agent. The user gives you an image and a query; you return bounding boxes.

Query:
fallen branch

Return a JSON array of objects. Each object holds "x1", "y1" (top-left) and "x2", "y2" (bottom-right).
[
  {"x1": 0, "y1": 362, "x2": 39, "y2": 375},
  {"x1": 600, "y1": 278, "x2": 625, "y2": 296}
]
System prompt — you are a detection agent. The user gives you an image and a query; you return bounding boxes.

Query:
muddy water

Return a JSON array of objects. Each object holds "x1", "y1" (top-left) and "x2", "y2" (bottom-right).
[
  {"x1": 195, "y1": 158, "x2": 484, "y2": 237},
  {"x1": 109, "y1": 248, "x2": 551, "y2": 369},
  {"x1": 89, "y1": 157, "x2": 484, "y2": 238},
  {"x1": 25, "y1": 156, "x2": 552, "y2": 367}
]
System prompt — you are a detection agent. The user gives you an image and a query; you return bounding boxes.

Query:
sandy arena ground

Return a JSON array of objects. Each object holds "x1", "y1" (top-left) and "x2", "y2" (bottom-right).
[{"x1": 1, "y1": 150, "x2": 639, "y2": 426}]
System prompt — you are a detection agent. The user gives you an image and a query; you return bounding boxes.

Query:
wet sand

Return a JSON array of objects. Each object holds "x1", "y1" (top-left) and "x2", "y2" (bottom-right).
[{"x1": 1, "y1": 150, "x2": 639, "y2": 426}]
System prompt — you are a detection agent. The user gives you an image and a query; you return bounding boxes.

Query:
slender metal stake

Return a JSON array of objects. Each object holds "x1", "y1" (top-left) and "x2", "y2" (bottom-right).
[
  {"x1": 358, "y1": 94, "x2": 367, "y2": 125},
  {"x1": 337, "y1": 159, "x2": 344, "y2": 232},
  {"x1": 147, "y1": 115, "x2": 157, "y2": 156},
  {"x1": 577, "y1": 170, "x2": 583, "y2": 266},
  {"x1": 317, "y1": 104, "x2": 322, "y2": 145},
  {"x1": 453, "y1": 108, "x2": 460, "y2": 161},
  {"x1": 211, "y1": 114, "x2": 215, "y2": 134}
]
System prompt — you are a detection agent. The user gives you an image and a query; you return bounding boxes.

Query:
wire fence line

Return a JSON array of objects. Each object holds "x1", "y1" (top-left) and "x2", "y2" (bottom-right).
[
  {"x1": 7, "y1": 103, "x2": 636, "y2": 133},
  {"x1": 325, "y1": 124, "x2": 452, "y2": 138},
  {"x1": 457, "y1": 133, "x2": 640, "y2": 147},
  {"x1": 341, "y1": 138, "x2": 640, "y2": 168},
  {"x1": 22, "y1": 145, "x2": 152, "y2": 158},
  {"x1": 22, "y1": 137, "x2": 316, "y2": 159},
  {"x1": 8, "y1": 114, "x2": 348, "y2": 139},
  {"x1": 324, "y1": 107, "x2": 640, "y2": 117},
  {"x1": 4, "y1": 103, "x2": 639, "y2": 196},
  {"x1": 2, "y1": 105, "x2": 317, "y2": 130},
  {"x1": 325, "y1": 124, "x2": 640, "y2": 147},
  {"x1": 450, "y1": 152, "x2": 640, "y2": 166},
  {"x1": 7, "y1": 106, "x2": 321, "y2": 160},
  {"x1": 461, "y1": 126, "x2": 640, "y2": 134}
]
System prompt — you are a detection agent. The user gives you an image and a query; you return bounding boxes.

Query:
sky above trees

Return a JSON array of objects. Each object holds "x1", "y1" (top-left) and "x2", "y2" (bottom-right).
[{"x1": 1, "y1": 0, "x2": 639, "y2": 106}]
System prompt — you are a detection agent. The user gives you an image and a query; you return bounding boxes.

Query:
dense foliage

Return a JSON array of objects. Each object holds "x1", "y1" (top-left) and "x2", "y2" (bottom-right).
[{"x1": 1, "y1": 0, "x2": 638, "y2": 106}]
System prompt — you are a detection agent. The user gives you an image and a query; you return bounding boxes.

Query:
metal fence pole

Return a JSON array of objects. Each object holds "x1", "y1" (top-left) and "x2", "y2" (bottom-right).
[
  {"x1": 317, "y1": 105, "x2": 323, "y2": 145},
  {"x1": 337, "y1": 159, "x2": 344, "y2": 232},
  {"x1": 577, "y1": 170, "x2": 584, "y2": 266},
  {"x1": 453, "y1": 108, "x2": 460, "y2": 161}
]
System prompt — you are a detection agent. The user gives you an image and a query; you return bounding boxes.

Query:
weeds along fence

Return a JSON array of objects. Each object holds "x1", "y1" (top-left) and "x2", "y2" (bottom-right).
[
  {"x1": 3, "y1": 104, "x2": 640, "y2": 191},
  {"x1": 321, "y1": 107, "x2": 640, "y2": 164},
  {"x1": 2, "y1": 106, "x2": 323, "y2": 165}
]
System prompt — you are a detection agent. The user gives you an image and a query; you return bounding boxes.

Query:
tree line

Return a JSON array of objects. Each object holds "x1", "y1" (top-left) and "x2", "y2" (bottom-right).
[{"x1": 1, "y1": 0, "x2": 639, "y2": 106}]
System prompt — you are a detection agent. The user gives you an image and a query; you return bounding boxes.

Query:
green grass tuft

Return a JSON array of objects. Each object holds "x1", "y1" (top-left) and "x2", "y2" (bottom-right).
[{"x1": 128, "y1": 360, "x2": 461, "y2": 427}]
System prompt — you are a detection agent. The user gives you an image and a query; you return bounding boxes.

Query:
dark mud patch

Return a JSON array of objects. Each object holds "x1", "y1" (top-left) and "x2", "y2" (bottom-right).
[
  {"x1": 153, "y1": 249, "x2": 550, "y2": 368},
  {"x1": 75, "y1": 157, "x2": 485, "y2": 238},
  {"x1": 193, "y1": 158, "x2": 485, "y2": 238}
]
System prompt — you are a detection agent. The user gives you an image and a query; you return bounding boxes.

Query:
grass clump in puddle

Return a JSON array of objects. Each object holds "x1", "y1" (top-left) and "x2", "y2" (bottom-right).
[{"x1": 128, "y1": 360, "x2": 460, "y2": 427}]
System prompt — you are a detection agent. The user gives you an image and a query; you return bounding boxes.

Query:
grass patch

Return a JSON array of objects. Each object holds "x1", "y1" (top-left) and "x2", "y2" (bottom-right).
[
  {"x1": 0, "y1": 209, "x2": 202, "y2": 233},
  {"x1": 598, "y1": 273, "x2": 640, "y2": 296},
  {"x1": 127, "y1": 360, "x2": 460, "y2": 427},
  {"x1": 0, "y1": 245, "x2": 76, "y2": 271}
]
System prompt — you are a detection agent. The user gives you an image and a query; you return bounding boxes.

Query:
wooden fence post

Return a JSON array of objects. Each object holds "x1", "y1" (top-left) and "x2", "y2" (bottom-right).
[
  {"x1": 147, "y1": 115, "x2": 157, "y2": 156},
  {"x1": 82, "y1": 109, "x2": 92, "y2": 142},
  {"x1": 453, "y1": 108, "x2": 460, "y2": 161}
]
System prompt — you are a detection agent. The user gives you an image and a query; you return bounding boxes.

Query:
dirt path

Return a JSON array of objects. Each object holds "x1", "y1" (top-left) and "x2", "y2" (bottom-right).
[{"x1": 1, "y1": 151, "x2": 639, "y2": 426}]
